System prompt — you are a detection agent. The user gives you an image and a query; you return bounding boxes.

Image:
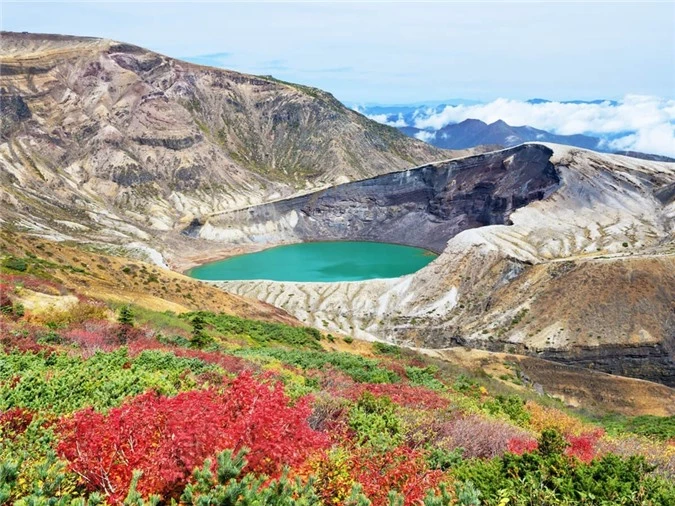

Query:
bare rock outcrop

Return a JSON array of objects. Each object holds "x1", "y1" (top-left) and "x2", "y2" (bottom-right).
[{"x1": 195, "y1": 144, "x2": 559, "y2": 252}]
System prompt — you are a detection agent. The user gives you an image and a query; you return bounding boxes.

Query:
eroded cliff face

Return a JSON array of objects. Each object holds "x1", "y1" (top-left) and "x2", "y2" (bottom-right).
[
  {"x1": 209, "y1": 145, "x2": 675, "y2": 386},
  {"x1": 195, "y1": 144, "x2": 560, "y2": 252}
]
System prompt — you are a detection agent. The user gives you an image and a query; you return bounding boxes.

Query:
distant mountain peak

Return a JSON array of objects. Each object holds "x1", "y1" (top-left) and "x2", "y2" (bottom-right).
[
  {"x1": 399, "y1": 117, "x2": 601, "y2": 152},
  {"x1": 489, "y1": 119, "x2": 509, "y2": 127},
  {"x1": 458, "y1": 118, "x2": 487, "y2": 126}
]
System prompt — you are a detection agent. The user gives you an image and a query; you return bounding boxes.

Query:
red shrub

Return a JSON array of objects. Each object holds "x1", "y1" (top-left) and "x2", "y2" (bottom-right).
[
  {"x1": 127, "y1": 341, "x2": 252, "y2": 375},
  {"x1": 311, "y1": 366, "x2": 358, "y2": 391},
  {"x1": 384, "y1": 360, "x2": 408, "y2": 379},
  {"x1": 62, "y1": 326, "x2": 111, "y2": 351},
  {"x1": 0, "y1": 274, "x2": 66, "y2": 296},
  {"x1": 507, "y1": 437, "x2": 538, "y2": 455},
  {"x1": 63, "y1": 320, "x2": 147, "y2": 353},
  {"x1": 0, "y1": 320, "x2": 55, "y2": 354},
  {"x1": 566, "y1": 429, "x2": 604, "y2": 463},
  {"x1": 352, "y1": 446, "x2": 444, "y2": 506},
  {"x1": 57, "y1": 372, "x2": 327, "y2": 502},
  {"x1": 335, "y1": 383, "x2": 449, "y2": 410},
  {"x1": 310, "y1": 445, "x2": 444, "y2": 506},
  {"x1": 0, "y1": 407, "x2": 34, "y2": 438},
  {"x1": 0, "y1": 283, "x2": 13, "y2": 310},
  {"x1": 348, "y1": 383, "x2": 450, "y2": 409}
]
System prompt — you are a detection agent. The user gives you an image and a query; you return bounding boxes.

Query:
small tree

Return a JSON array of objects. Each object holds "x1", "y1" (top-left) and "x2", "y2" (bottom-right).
[
  {"x1": 12, "y1": 302, "x2": 24, "y2": 319},
  {"x1": 538, "y1": 428, "x2": 568, "y2": 457},
  {"x1": 117, "y1": 305, "x2": 134, "y2": 343},
  {"x1": 190, "y1": 313, "x2": 212, "y2": 349}
]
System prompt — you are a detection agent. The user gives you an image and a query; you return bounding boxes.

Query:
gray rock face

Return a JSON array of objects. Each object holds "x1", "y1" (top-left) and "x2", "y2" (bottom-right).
[
  {"x1": 211, "y1": 145, "x2": 675, "y2": 387},
  {"x1": 199, "y1": 144, "x2": 559, "y2": 252},
  {"x1": 537, "y1": 344, "x2": 675, "y2": 387},
  {"x1": 0, "y1": 92, "x2": 31, "y2": 139}
]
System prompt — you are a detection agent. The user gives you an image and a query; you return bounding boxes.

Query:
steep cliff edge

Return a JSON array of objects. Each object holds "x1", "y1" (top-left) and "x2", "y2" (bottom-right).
[{"x1": 193, "y1": 144, "x2": 559, "y2": 252}]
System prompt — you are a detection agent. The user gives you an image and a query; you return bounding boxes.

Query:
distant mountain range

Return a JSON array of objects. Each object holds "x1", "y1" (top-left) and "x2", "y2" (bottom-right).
[
  {"x1": 355, "y1": 100, "x2": 675, "y2": 160},
  {"x1": 526, "y1": 98, "x2": 619, "y2": 106},
  {"x1": 400, "y1": 119, "x2": 601, "y2": 151}
]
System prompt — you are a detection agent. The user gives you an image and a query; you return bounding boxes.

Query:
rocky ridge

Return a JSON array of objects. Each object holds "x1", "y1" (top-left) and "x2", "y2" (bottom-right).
[{"x1": 192, "y1": 144, "x2": 559, "y2": 252}]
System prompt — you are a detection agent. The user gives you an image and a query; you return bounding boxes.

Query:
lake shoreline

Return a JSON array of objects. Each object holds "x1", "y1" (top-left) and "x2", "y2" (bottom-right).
[{"x1": 186, "y1": 241, "x2": 438, "y2": 282}]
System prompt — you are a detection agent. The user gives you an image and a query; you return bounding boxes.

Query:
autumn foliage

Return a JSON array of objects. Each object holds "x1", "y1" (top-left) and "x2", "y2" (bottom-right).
[
  {"x1": 565, "y1": 429, "x2": 604, "y2": 463},
  {"x1": 310, "y1": 445, "x2": 445, "y2": 506},
  {"x1": 0, "y1": 407, "x2": 34, "y2": 438},
  {"x1": 339, "y1": 382, "x2": 449, "y2": 409},
  {"x1": 507, "y1": 436, "x2": 539, "y2": 455},
  {"x1": 56, "y1": 372, "x2": 327, "y2": 502},
  {"x1": 350, "y1": 446, "x2": 445, "y2": 505}
]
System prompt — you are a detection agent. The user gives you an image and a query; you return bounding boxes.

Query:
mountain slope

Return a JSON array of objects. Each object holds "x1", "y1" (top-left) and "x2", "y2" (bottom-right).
[
  {"x1": 0, "y1": 31, "x2": 445, "y2": 246},
  {"x1": 401, "y1": 119, "x2": 601, "y2": 150},
  {"x1": 205, "y1": 144, "x2": 675, "y2": 385}
]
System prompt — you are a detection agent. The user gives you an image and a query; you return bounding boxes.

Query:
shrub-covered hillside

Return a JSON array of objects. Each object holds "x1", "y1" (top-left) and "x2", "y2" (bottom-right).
[{"x1": 1, "y1": 240, "x2": 674, "y2": 505}]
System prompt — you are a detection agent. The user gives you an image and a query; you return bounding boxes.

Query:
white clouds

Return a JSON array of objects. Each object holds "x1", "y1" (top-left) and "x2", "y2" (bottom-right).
[
  {"x1": 360, "y1": 112, "x2": 408, "y2": 128},
  {"x1": 608, "y1": 123, "x2": 675, "y2": 157},
  {"x1": 6, "y1": 2, "x2": 675, "y2": 103},
  {"x1": 414, "y1": 130, "x2": 437, "y2": 143},
  {"x1": 410, "y1": 95, "x2": 675, "y2": 157}
]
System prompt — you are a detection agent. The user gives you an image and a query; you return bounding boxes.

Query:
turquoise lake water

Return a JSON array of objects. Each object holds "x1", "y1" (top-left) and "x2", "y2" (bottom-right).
[{"x1": 188, "y1": 241, "x2": 437, "y2": 282}]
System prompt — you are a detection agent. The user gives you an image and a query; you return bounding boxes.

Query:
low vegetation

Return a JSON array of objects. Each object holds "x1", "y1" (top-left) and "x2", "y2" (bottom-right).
[{"x1": 0, "y1": 245, "x2": 674, "y2": 505}]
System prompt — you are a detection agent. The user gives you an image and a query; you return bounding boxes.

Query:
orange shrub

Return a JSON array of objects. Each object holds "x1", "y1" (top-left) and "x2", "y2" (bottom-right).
[
  {"x1": 525, "y1": 401, "x2": 586, "y2": 435},
  {"x1": 27, "y1": 302, "x2": 109, "y2": 326}
]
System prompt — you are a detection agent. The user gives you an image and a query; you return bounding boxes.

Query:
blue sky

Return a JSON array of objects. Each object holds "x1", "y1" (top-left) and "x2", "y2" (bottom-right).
[{"x1": 2, "y1": 1, "x2": 674, "y2": 104}]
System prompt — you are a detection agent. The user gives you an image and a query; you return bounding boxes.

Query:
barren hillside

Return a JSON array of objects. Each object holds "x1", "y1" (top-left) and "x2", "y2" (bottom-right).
[{"x1": 0, "y1": 31, "x2": 448, "y2": 250}]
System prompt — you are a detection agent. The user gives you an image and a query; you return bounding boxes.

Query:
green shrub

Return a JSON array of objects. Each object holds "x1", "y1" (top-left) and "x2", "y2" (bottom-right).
[
  {"x1": 427, "y1": 447, "x2": 463, "y2": 471},
  {"x1": 181, "y1": 449, "x2": 320, "y2": 505},
  {"x1": 538, "y1": 428, "x2": 568, "y2": 456},
  {"x1": 12, "y1": 303, "x2": 25, "y2": 318},
  {"x1": 599, "y1": 414, "x2": 675, "y2": 441},
  {"x1": 2, "y1": 256, "x2": 27, "y2": 272},
  {"x1": 455, "y1": 480, "x2": 481, "y2": 506},
  {"x1": 349, "y1": 392, "x2": 402, "y2": 451},
  {"x1": 453, "y1": 374, "x2": 480, "y2": 394},
  {"x1": 405, "y1": 366, "x2": 445, "y2": 391},
  {"x1": 453, "y1": 428, "x2": 675, "y2": 505},
  {"x1": 189, "y1": 313, "x2": 213, "y2": 349},
  {"x1": 235, "y1": 348, "x2": 399, "y2": 384},
  {"x1": 186, "y1": 311, "x2": 323, "y2": 350},
  {"x1": 372, "y1": 342, "x2": 401, "y2": 357},
  {"x1": 483, "y1": 395, "x2": 530, "y2": 426},
  {"x1": 117, "y1": 305, "x2": 134, "y2": 326},
  {"x1": 0, "y1": 348, "x2": 218, "y2": 414}
]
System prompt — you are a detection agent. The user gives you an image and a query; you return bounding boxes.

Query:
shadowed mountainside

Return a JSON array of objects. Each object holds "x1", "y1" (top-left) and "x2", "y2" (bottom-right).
[
  {"x1": 188, "y1": 144, "x2": 559, "y2": 253},
  {"x1": 400, "y1": 119, "x2": 600, "y2": 151}
]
